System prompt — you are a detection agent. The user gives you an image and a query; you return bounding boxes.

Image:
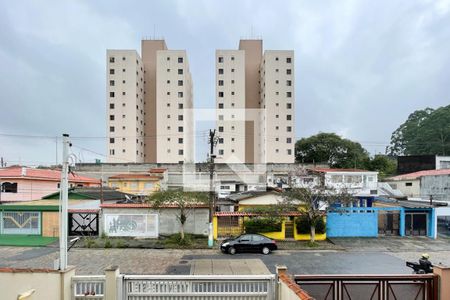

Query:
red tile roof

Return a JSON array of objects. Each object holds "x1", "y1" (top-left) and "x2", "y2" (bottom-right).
[
  {"x1": 101, "y1": 203, "x2": 208, "y2": 209},
  {"x1": 214, "y1": 211, "x2": 304, "y2": 217},
  {"x1": 0, "y1": 167, "x2": 100, "y2": 184},
  {"x1": 149, "y1": 168, "x2": 167, "y2": 173},
  {"x1": 278, "y1": 273, "x2": 314, "y2": 300},
  {"x1": 68, "y1": 209, "x2": 100, "y2": 213},
  {"x1": 388, "y1": 169, "x2": 450, "y2": 181},
  {"x1": 108, "y1": 173, "x2": 161, "y2": 180},
  {"x1": 311, "y1": 168, "x2": 372, "y2": 173}
]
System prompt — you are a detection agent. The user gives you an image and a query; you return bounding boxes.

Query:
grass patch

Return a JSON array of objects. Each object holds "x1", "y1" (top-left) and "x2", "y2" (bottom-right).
[
  {"x1": 0, "y1": 235, "x2": 57, "y2": 247},
  {"x1": 84, "y1": 236, "x2": 97, "y2": 248},
  {"x1": 75, "y1": 233, "x2": 210, "y2": 249},
  {"x1": 163, "y1": 233, "x2": 209, "y2": 249},
  {"x1": 307, "y1": 241, "x2": 320, "y2": 248},
  {"x1": 104, "y1": 239, "x2": 112, "y2": 248}
]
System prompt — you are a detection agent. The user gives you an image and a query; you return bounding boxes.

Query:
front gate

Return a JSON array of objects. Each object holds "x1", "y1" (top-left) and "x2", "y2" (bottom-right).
[
  {"x1": 295, "y1": 274, "x2": 438, "y2": 300},
  {"x1": 122, "y1": 275, "x2": 276, "y2": 300},
  {"x1": 69, "y1": 213, "x2": 99, "y2": 236}
]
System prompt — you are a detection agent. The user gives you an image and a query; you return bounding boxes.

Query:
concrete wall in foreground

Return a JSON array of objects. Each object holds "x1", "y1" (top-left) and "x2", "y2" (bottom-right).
[{"x1": 0, "y1": 267, "x2": 74, "y2": 300}]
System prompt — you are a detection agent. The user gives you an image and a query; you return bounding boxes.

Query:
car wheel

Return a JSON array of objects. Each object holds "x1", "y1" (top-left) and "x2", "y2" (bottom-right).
[
  {"x1": 262, "y1": 247, "x2": 270, "y2": 255},
  {"x1": 228, "y1": 247, "x2": 236, "y2": 255}
]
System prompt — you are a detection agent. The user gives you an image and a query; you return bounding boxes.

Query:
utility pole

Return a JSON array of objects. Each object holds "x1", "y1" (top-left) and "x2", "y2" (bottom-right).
[
  {"x1": 59, "y1": 134, "x2": 71, "y2": 270},
  {"x1": 208, "y1": 129, "x2": 218, "y2": 248}
]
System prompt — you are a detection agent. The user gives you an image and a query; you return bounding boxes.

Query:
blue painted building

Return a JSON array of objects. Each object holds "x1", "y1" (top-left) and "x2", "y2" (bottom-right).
[{"x1": 326, "y1": 198, "x2": 437, "y2": 238}]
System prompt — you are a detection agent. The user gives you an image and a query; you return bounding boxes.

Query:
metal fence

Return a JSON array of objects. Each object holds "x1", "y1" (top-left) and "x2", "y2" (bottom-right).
[
  {"x1": 294, "y1": 274, "x2": 438, "y2": 300},
  {"x1": 72, "y1": 275, "x2": 105, "y2": 300},
  {"x1": 0, "y1": 211, "x2": 40, "y2": 235},
  {"x1": 123, "y1": 274, "x2": 276, "y2": 300}
]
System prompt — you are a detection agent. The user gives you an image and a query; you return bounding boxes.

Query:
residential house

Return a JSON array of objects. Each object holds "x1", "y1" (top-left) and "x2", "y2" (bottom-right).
[
  {"x1": 107, "y1": 168, "x2": 167, "y2": 196},
  {"x1": 214, "y1": 189, "x2": 324, "y2": 241},
  {"x1": 0, "y1": 199, "x2": 101, "y2": 241},
  {"x1": 42, "y1": 186, "x2": 137, "y2": 203},
  {"x1": 385, "y1": 169, "x2": 450, "y2": 201},
  {"x1": 273, "y1": 168, "x2": 379, "y2": 198},
  {"x1": 326, "y1": 198, "x2": 444, "y2": 239},
  {"x1": 0, "y1": 166, "x2": 100, "y2": 202}
]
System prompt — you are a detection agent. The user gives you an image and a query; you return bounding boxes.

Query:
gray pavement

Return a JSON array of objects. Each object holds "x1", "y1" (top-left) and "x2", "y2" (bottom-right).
[
  {"x1": 182, "y1": 251, "x2": 411, "y2": 275},
  {"x1": 1, "y1": 237, "x2": 449, "y2": 275},
  {"x1": 190, "y1": 259, "x2": 271, "y2": 275},
  {"x1": 329, "y1": 236, "x2": 450, "y2": 252}
]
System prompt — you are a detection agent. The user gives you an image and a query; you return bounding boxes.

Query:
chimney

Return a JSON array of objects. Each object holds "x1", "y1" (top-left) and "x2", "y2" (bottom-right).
[{"x1": 21, "y1": 167, "x2": 27, "y2": 176}]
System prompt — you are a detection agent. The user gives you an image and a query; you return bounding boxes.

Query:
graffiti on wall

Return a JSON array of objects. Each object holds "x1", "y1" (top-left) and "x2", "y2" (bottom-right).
[{"x1": 104, "y1": 214, "x2": 158, "y2": 237}]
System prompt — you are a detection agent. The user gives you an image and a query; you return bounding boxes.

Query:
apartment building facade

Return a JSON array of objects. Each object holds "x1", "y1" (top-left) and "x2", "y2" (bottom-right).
[
  {"x1": 106, "y1": 50, "x2": 145, "y2": 162},
  {"x1": 107, "y1": 40, "x2": 194, "y2": 163},
  {"x1": 215, "y1": 40, "x2": 295, "y2": 164}
]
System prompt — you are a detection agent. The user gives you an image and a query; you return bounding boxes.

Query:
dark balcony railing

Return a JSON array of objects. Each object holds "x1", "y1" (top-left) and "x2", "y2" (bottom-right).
[{"x1": 294, "y1": 274, "x2": 438, "y2": 300}]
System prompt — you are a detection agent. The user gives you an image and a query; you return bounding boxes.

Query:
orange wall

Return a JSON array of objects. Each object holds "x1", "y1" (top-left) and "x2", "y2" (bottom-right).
[{"x1": 42, "y1": 212, "x2": 59, "y2": 237}]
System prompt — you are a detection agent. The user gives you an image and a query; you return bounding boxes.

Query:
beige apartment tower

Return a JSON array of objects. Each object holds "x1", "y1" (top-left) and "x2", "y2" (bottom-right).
[
  {"x1": 107, "y1": 40, "x2": 194, "y2": 163},
  {"x1": 215, "y1": 40, "x2": 295, "y2": 164}
]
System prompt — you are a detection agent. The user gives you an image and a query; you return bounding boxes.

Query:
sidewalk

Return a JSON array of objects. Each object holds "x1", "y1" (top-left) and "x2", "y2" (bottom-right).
[{"x1": 328, "y1": 236, "x2": 450, "y2": 252}]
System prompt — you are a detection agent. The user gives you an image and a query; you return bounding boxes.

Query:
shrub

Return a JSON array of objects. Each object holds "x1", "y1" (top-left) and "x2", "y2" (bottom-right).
[
  {"x1": 115, "y1": 239, "x2": 128, "y2": 248},
  {"x1": 166, "y1": 233, "x2": 193, "y2": 246},
  {"x1": 104, "y1": 239, "x2": 112, "y2": 248},
  {"x1": 315, "y1": 218, "x2": 326, "y2": 234},
  {"x1": 296, "y1": 216, "x2": 326, "y2": 234},
  {"x1": 295, "y1": 216, "x2": 310, "y2": 234},
  {"x1": 84, "y1": 237, "x2": 96, "y2": 248},
  {"x1": 244, "y1": 217, "x2": 282, "y2": 233}
]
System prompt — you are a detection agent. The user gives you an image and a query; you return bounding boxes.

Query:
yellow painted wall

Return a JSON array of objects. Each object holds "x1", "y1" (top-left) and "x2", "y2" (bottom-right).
[
  {"x1": 214, "y1": 216, "x2": 244, "y2": 239},
  {"x1": 293, "y1": 217, "x2": 327, "y2": 241},
  {"x1": 42, "y1": 212, "x2": 59, "y2": 237},
  {"x1": 258, "y1": 220, "x2": 285, "y2": 240},
  {"x1": 108, "y1": 179, "x2": 161, "y2": 195},
  {"x1": 213, "y1": 216, "x2": 218, "y2": 239}
]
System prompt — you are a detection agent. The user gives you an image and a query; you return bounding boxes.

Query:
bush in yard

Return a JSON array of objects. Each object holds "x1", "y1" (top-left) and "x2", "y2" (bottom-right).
[
  {"x1": 244, "y1": 217, "x2": 282, "y2": 233},
  {"x1": 296, "y1": 216, "x2": 326, "y2": 234}
]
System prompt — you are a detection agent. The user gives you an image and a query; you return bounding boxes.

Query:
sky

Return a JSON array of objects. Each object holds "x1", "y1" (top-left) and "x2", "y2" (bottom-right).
[{"x1": 0, "y1": 0, "x2": 449, "y2": 166}]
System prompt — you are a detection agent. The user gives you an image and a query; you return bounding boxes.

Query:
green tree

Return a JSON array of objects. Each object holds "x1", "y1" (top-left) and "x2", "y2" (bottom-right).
[
  {"x1": 363, "y1": 155, "x2": 397, "y2": 179},
  {"x1": 387, "y1": 105, "x2": 450, "y2": 156},
  {"x1": 295, "y1": 133, "x2": 369, "y2": 168},
  {"x1": 146, "y1": 189, "x2": 208, "y2": 240},
  {"x1": 283, "y1": 187, "x2": 353, "y2": 243}
]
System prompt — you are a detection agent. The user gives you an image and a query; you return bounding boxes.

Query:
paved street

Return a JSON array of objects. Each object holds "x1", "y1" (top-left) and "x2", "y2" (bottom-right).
[
  {"x1": 2, "y1": 245, "x2": 449, "y2": 275},
  {"x1": 0, "y1": 237, "x2": 448, "y2": 275}
]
